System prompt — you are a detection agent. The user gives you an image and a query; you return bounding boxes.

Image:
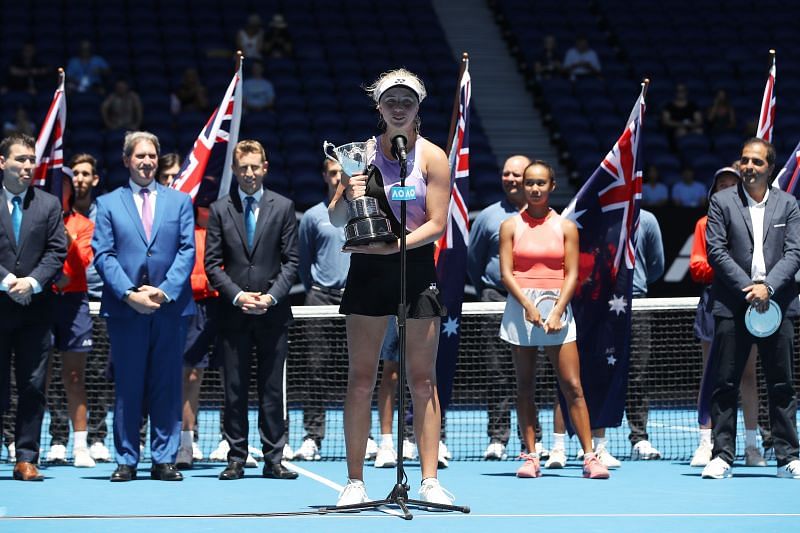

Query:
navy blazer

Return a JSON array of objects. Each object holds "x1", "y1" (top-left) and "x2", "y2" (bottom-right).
[
  {"x1": 91, "y1": 183, "x2": 196, "y2": 318},
  {"x1": 706, "y1": 183, "x2": 800, "y2": 318},
  {"x1": 0, "y1": 185, "x2": 67, "y2": 320},
  {"x1": 205, "y1": 188, "x2": 299, "y2": 327}
]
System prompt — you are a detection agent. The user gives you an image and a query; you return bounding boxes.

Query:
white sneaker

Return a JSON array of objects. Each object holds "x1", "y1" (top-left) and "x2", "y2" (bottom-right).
[
  {"x1": 364, "y1": 438, "x2": 378, "y2": 460},
  {"x1": 745, "y1": 446, "x2": 767, "y2": 467},
  {"x1": 690, "y1": 441, "x2": 713, "y2": 467},
  {"x1": 7, "y1": 442, "x2": 15, "y2": 460},
  {"x1": 294, "y1": 438, "x2": 321, "y2": 461},
  {"x1": 631, "y1": 440, "x2": 662, "y2": 460},
  {"x1": 73, "y1": 446, "x2": 96, "y2": 468},
  {"x1": 535, "y1": 442, "x2": 550, "y2": 460},
  {"x1": 337, "y1": 479, "x2": 369, "y2": 506},
  {"x1": 777, "y1": 459, "x2": 800, "y2": 479},
  {"x1": 374, "y1": 442, "x2": 397, "y2": 468},
  {"x1": 596, "y1": 446, "x2": 621, "y2": 468},
  {"x1": 701, "y1": 457, "x2": 732, "y2": 479},
  {"x1": 47, "y1": 444, "x2": 67, "y2": 464},
  {"x1": 89, "y1": 442, "x2": 111, "y2": 462},
  {"x1": 192, "y1": 441, "x2": 203, "y2": 461},
  {"x1": 210, "y1": 440, "x2": 229, "y2": 461},
  {"x1": 418, "y1": 478, "x2": 455, "y2": 510},
  {"x1": 402, "y1": 439, "x2": 417, "y2": 460},
  {"x1": 545, "y1": 447, "x2": 567, "y2": 469},
  {"x1": 483, "y1": 441, "x2": 507, "y2": 460},
  {"x1": 282, "y1": 444, "x2": 294, "y2": 460},
  {"x1": 438, "y1": 441, "x2": 450, "y2": 468}
]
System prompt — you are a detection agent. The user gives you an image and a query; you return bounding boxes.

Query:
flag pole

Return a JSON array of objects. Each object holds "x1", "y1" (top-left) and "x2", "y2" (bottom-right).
[{"x1": 446, "y1": 53, "x2": 469, "y2": 158}]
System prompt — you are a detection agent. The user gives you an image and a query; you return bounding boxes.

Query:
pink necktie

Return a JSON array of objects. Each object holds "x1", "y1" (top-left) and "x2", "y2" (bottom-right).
[{"x1": 140, "y1": 188, "x2": 153, "y2": 240}]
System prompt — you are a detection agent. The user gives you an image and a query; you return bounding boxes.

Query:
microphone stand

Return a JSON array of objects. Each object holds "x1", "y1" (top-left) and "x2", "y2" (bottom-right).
[{"x1": 321, "y1": 144, "x2": 469, "y2": 520}]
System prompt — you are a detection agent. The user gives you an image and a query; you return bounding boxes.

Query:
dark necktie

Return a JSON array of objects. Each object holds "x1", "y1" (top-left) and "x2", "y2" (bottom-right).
[
  {"x1": 245, "y1": 196, "x2": 256, "y2": 248},
  {"x1": 11, "y1": 196, "x2": 22, "y2": 244}
]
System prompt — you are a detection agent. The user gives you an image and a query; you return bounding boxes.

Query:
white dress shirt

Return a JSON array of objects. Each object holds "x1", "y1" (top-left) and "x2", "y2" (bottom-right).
[
  {"x1": 745, "y1": 187, "x2": 769, "y2": 281},
  {"x1": 129, "y1": 179, "x2": 158, "y2": 218}
]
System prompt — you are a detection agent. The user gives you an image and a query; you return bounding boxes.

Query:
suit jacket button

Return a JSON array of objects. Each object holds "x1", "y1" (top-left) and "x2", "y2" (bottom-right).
[{"x1": 147, "y1": 252, "x2": 153, "y2": 257}]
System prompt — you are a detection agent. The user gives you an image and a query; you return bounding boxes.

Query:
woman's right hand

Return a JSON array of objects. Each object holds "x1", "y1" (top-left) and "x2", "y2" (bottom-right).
[
  {"x1": 344, "y1": 173, "x2": 367, "y2": 202},
  {"x1": 523, "y1": 301, "x2": 543, "y2": 327}
]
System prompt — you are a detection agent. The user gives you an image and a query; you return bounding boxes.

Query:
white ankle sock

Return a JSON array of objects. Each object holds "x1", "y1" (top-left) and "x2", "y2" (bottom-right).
[
  {"x1": 594, "y1": 437, "x2": 607, "y2": 450},
  {"x1": 380, "y1": 434, "x2": 393, "y2": 447},
  {"x1": 181, "y1": 431, "x2": 193, "y2": 449},
  {"x1": 73, "y1": 430, "x2": 88, "y2": 449},
  {"x1": 699, "y1": 428, "x2": 712, "y2": 445},
  {"x1": 745, "y1": 429, "x2": 758, "y2": 448},
  {"x1": 553, "y1": 432, "x2": 566, "y2": 450}
]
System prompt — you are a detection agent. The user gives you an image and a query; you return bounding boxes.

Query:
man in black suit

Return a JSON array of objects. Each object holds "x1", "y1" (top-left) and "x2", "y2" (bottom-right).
[
  {"x1": 205, "y1": 139, "x2": 299, "y2": 480},
  {"x1": 704, "y1": 138, "x2": 800, "y2": 479},
  {"x1": 0, "y1": 133, "x2": 67, "y2": 481}
]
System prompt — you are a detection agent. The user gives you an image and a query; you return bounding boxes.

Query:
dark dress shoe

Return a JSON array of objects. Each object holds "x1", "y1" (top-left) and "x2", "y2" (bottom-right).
[
  {"x1": 13, "y1": 462, "x2": 44, "y2": 481},
  {"x1": 110, "y1": 464, "x2": 137, "y2": 482},
  {"x1": 150, "y1": 463, "x2": 183, "y2": 481},
  {"x1": 219, "y1": 461, "x2": 245, "y2": 480},
  {"x1": 263, "y1": 463, "x2": 298, "y2": 480}
]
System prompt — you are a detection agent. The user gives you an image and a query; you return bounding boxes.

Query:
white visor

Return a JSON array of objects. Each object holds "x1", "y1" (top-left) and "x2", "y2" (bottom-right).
[{"x1": 374, "y1": 75, "x2": 426, "y2": 103}]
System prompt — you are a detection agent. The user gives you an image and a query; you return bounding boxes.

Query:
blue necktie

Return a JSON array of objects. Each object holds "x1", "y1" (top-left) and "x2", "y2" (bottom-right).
[
  {"x1": 245, "y1": 196, "x2": 256, "y2": 249},
  {"x1": 11, "y1": 196, "x2": 22, "y2": 244}
]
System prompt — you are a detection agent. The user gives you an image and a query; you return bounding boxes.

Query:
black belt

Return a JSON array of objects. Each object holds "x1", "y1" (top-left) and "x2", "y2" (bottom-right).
[{"x1": 311, "y1": 284, "x2": 345, "y2": 296}]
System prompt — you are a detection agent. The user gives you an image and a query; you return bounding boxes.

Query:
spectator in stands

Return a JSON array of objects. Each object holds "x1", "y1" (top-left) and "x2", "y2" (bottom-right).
[
  {"x1": 562, "y1": 36, "x2": 601, "y2": 81},
  {"x1": 583, "y1": 208, "x2": 665, "y2": 467},
  {"x1": 641, "y1": 164, "x2": 669, "y2": 207},
  {"x1": 236, "y1": 13, "x2": 265, "y2": 60},
  {"x1": 92, "y1": 131, "x2": 195, "y2": 482},
  {"x1": 172, "y1": 68, "x2": 209, "y2": 115},
  {"x1": 533, "y1": 34, "x2": 562, "y2": 81},
  {"x1": 295, "y1": 158, "x2": 350, "y2": 462},
  {"x1": 702, "y1": 138, "x2": 800, "y2": 480},
  {"x1": 706, "y1": 89, "x2": 736, "y2": 133},
  {"x1": 329, "y1": 69, "x2": 455, "y2": 507},
  {"x1": 0, "y1": 133, "x2": 68, "y2": 481},
  {"x1": 156, "y1": 153, "x2": 181, "y2": 188},
  {"x1": 4, "y1": 42, "x2": 50, "y2": 95},
  {"x1": 689, "y1": 165, "x2": 766, "y2": 468},
  {"x1": 661, "y1": 83, "x2": 703, "y2": 141},
  {"x1": 205, "y1": 139, "x2": 299, "y2": 482},
  {"x1": 101, "y1": 79, "x2": 143, "y2": 131},
  {"x1": 47, "y1": 174, "x2": 96, "y2": 468},
  {"x1": 468, "y1": 155, "x2": 545, "y2": 461},
  {"x1": 68, "y1": 154, "x2": 111, "y2": 462},
  {"x1": 263, "y1": 14, "x2": 293, "y2": 59},
  {"x1": 243, "y1": 61, "x2": 276, "y2": 113},
  {"x1": 498, "y1": 160, "x2": 608, "y2": 479},
  {"x1": 3, "y1": 108, "x2": 36, "y2": 138},
  {"x1": 672, "y1": 167, "x2": 707, "y2": 208},
  {"x1": 66, "y1": 40, "x2": 110, "y2": 94}
]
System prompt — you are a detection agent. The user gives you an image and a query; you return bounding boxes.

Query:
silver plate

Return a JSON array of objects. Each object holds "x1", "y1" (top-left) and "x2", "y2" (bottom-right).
[
  {"x1": 744, "y1": 300, "x2": 782, "y2": 338},
  {"x1": 534, "y1": 293, "x2": 567, "y2": 326}
]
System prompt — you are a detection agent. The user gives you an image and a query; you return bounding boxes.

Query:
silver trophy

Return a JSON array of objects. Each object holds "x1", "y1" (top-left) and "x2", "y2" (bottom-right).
[{"x1": 323, "y1": 139, "x2": 396, "y2": 247}]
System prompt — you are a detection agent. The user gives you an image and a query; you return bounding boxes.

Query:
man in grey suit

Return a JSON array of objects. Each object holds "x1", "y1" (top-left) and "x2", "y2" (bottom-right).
[
  {"x1": 0, "y1": 133, "x2": 67, "y2": 481},
  {"x1": 205, "y1": 139, "x2": 299, "y2": 481},
  {"x1": 704, "y1": 137, "x2": 800, "y2": 479}
]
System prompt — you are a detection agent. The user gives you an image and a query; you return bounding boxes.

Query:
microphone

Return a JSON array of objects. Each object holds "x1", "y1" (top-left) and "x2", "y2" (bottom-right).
[{"x1": 389, "y1": 130, "x2": 408, "y2": 163}]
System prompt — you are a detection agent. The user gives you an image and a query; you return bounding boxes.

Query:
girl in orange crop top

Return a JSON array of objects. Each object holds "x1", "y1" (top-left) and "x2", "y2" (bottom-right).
[{"x1": 497, "y1": 161, "x2": 609, "y2": 480}]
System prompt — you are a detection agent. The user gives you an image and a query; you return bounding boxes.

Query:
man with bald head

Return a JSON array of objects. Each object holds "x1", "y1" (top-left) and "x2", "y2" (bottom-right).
[{"x1": 468, "y1": 155, "x2": 544, "y2": 460}]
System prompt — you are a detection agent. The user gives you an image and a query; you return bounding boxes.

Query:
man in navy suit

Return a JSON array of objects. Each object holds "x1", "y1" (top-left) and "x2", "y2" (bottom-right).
[
  {"x1": 704, "y1": 138, "x2": 800, "y2": 479},
  {"x1": 0, "y1": 133, "x2": 67, "y2": 481},
  {"x1": 92, "y1": 131, "x2": 195, "y2": 482},
  {"x1": 205, "y1": 139, "x2": 299, "y2": 480}
]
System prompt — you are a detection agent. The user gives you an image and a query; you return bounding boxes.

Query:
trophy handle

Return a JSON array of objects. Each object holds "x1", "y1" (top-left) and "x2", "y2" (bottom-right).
[{"x1": 323, "y1": 141, "x2": 339, "y2": 162}]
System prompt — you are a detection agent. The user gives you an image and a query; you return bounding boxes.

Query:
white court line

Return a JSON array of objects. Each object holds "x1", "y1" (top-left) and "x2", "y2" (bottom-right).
[{"x1": 281, "y1": 461, "x2": 404, "y2": 517}]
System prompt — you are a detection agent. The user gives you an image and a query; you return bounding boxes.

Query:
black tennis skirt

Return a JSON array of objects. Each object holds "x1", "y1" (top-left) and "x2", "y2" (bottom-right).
[{"x1": 339, "y1": 244, "x2": 447, "y2": 319}]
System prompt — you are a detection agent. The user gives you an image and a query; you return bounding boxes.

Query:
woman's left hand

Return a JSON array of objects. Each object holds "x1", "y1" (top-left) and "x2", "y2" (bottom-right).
[
  {"x1": 542, "y1": 312, "x2": 564, "y2": 334},
  {"x1": 343, "y1": 240, "x2": 399, "y2": 255}
]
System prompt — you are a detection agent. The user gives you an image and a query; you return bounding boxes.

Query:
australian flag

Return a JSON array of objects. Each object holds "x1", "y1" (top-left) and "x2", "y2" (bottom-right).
[
  {"x1": 561, "y1": 82, "x2": 646, "y2": 429},
  {"x1": 433, "y1": 58, "x2": 471, "y2": 413},
  {"x1": 171, "y1": 58, "x2": 242, "y2": 205},
  {"x1": 33, "y1": 69, "x2": 66, "y2": 203},
  {"x1": 774, "y1": 140, "x2": 800, "y2": 199}
]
